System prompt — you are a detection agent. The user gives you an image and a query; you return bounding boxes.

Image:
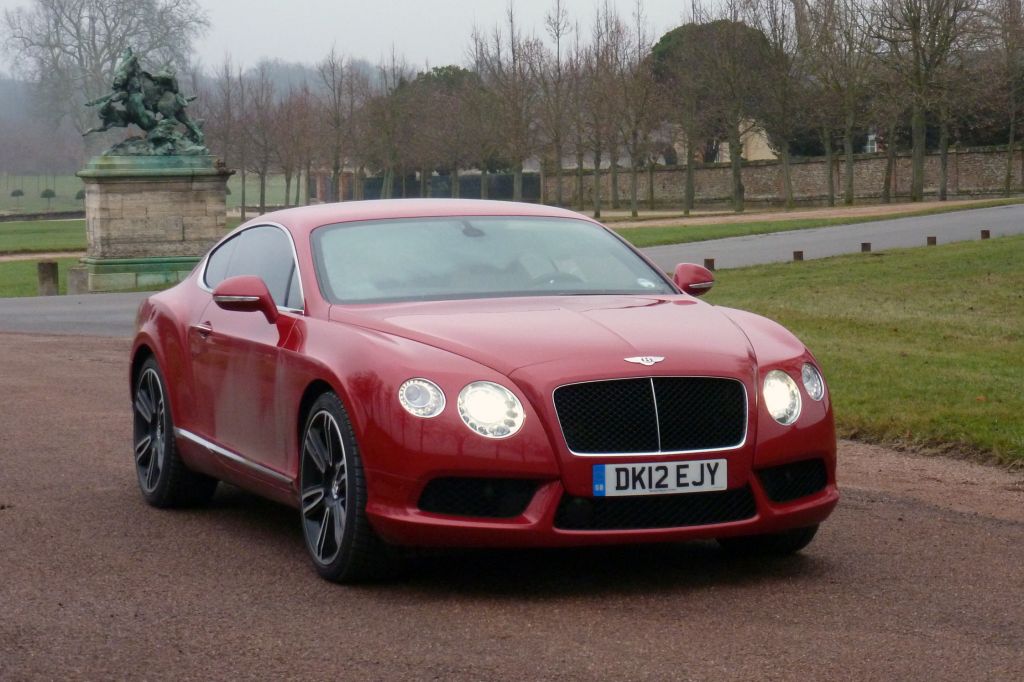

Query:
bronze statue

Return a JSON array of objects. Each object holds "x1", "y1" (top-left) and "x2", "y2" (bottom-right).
[{"x1": 85, "y1": 47, "x2": 207, "y2": 156}]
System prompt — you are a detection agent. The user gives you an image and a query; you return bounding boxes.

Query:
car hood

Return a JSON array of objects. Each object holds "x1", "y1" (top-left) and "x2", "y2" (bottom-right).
[{"x1": 329, "y1": 295, "x2": 756, "y2": 378}]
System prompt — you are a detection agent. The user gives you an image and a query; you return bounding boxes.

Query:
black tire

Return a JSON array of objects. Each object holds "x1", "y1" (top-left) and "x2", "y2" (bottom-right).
[
  {"x1": 717, "y1": 524, "x2": 819, "y2": 556},
  {"x1": 133, "y1": 356, "x2": 218, "y2": 508},
  {"x1": 299, "y1": 392, "x2": 392, "y2": 583}
]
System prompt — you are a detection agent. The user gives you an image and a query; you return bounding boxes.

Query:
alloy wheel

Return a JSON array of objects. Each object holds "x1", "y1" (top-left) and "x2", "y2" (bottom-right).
[
  {"x1": 133, "y1": 367, "x2": 166, "y2": 494},
  {"x1": 300, "y1": 409, "x2": 349, "y2": 565}
]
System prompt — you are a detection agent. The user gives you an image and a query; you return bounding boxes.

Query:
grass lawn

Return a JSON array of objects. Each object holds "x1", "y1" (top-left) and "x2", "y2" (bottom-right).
[
  {"x1": 705, "y1": 235, "x2": 1024, "y2": 465},
  {"x1": 0, "y1": 257, "x2": 79, "y2": 297},
  {"x1": 615, "y1": 197, "x2": 1024, "y2": 248},
  {"x1": 0, "y1": 220, "x2": 87, "y2": 254}
]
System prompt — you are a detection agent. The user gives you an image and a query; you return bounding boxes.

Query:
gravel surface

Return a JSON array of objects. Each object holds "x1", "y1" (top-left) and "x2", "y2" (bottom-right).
[{"x1": 1, "y1": 333, "x2": 1022, "y2": 680}]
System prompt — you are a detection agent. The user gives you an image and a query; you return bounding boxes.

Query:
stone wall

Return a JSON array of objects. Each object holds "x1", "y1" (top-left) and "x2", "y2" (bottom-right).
[{"x1": 546, "y1": 147, "x2": 1023, "y2": 208}]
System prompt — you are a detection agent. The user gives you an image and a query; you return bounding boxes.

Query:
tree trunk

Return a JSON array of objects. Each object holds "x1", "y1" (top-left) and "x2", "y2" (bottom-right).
[
  {"x1": 610, "y1": 149, "x2": 620, "y2": 209},
  {"x1": 283, "y1": 173, "x2": 292, "y2": 209},
  {"x1": 728, "y1": 124, "x2": 744, "y2": 213},
  {"x1": 240, "y1": 167, "x2": 247, "y2": 222},
  {"x1": 592, "y1": 147, "x2": 603, "y2": 219},
  {"x1": 575, "y1": 152, "x2": 585, "y2": 210},
  {"x1": 451, "y1": 167, "x2": 460, "y2": 198},
  {"x1": 259, "y1": 172, "x2": 266, "y2": 214},
  {"x1": 883, "y1": 121, "x2": 896, "y2": 203},
  {"x1": 539, "y1": 163, "x2": 546, "y2": 204},
  {"x1": 1005, "y1": 115, "x2": 1016, "y2": 197},
  {"x1": 843, "y1": 114, "x2": 855, "y2": 205},
  {"x1": 420, "y1": 168, "x2": 429, "y2": 198},
  {"x1": 295, "y1": 169, "x2": 302, "y2": 206},
  {"x1": 304, "y1": 162, "x2": 312, "y2": 204},
  {"x1": 480, "y1": 169, "x2": 489, "y2": 199},
  {"x1": 685, "y1": 144, "x2": 695, "y2": 216},
  {"x1": 910, "y1": 101, "x2": 926, "y2": 201},
  {"x1": 554, "y1": 141, "x2": 564, "y2": 206},
  {"x1": 356, "y1": 167, "x2": 365, "y2": 200},
  {"x1": 513, "y1": 166, "x2": 523, "y2": 202},
  {"x1": 647, "y1": 162, "x2": 656, "y2": 211},
  {"x1": 629, "y1": 162, "x2": 639, "y2": 218},
  {"x1": 822, "y1": 127, "x2": 835, "y2": 207},
  {"x1": 939, "y1": 120, "x2": 949, "y2": 201},
  {"x1": 779, "y1": 147, "x2": 794, "y2": 209}
]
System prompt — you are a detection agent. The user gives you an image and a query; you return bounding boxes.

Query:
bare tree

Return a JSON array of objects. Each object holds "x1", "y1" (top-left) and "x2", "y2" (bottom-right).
[
  {"x1": 802, "y1": 0, "x2": 877, "y2": 204},
  {"x1": 472, "y1": 2, "x2": 540, "y2": 201},
  {"x1": 873, "y1": 0, "x2": 982, "y2": 201},
  {"x1": 617, "y1": 0, "x2": 659, "y2": 217},
  {"x1": 985, "y1": 0, "x2": 1024, "y2": 194},
  {"x1": 3, "y1": 0, "x2": 208, "y2": 152},
  {"x1": 242, "y1": 63, "x2": 276, "y2": 215},
  {"x1": 317, "y1": 48, "x2": 349, "y2": 202},
  {"x1": 533, "y1": 0, "x2": 573, "y2": 206},
  {"x1": 746, "y1": 0, "x2": 809, "y2": 207}
]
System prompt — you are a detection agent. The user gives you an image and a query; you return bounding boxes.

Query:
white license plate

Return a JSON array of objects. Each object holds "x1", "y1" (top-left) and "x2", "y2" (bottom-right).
[{"x1": 593, "y1": 459, "x2": 727, "y2": 497}]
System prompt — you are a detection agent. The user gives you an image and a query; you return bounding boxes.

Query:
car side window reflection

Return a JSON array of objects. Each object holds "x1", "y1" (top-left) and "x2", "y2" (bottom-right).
[{"x1": 204, "y1": 225, "x2": 303, "y2": 310}]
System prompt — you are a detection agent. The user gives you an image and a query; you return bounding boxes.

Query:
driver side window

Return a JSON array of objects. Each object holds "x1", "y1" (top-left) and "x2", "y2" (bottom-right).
[{"x1": 204, "y1": 225, "x2": 303, "y2": 310}]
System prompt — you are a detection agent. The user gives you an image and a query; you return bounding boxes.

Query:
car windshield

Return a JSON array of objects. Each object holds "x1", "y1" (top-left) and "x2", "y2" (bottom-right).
[{"x1": 311, "y1": 216, "x2": 674, "y2": 304}]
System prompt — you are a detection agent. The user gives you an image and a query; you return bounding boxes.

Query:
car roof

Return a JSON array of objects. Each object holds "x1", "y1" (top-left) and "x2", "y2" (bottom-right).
[{"x1": 247, "y1": 199, "x2": 598, "y2": 236}]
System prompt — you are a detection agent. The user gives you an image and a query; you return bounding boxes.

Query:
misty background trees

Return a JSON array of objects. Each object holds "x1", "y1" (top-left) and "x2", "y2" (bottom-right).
[{"x1": 2, "y1": 0, "x2": 1023, "y2": 214}]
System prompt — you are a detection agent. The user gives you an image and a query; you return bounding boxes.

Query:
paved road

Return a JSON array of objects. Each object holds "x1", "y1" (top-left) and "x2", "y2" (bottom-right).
[
  {"x1": 1, "y1": 334, "x2": 1022, "y2": 680},
  {"x1": 1, "y1": 205, "x2": 1021, "y2": 337},
  {"x1": 643, "y1": 202, "x2": 1024, "y2": 271},
  {"x1": 0, "y1": 291, "x2": 147, "y2": 337}
]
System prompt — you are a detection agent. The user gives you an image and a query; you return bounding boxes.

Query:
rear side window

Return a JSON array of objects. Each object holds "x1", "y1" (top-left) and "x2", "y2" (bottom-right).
[
  {"x1": 204, "y1": 236, "x2": 238, "y2": 289},
  {"x1": 203, "y1": 225, "x2": 303, "y2": 310}
]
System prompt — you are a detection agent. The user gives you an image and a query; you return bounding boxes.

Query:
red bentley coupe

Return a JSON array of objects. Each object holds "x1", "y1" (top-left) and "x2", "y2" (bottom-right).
[{"x1": 131, "y1": 199, "x2": 838, "y2": 582}]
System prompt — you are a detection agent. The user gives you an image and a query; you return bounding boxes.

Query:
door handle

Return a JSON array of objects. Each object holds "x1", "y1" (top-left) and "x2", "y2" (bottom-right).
[{"x1": 192, "y1": 322, "x2": 213, "y2": 338}]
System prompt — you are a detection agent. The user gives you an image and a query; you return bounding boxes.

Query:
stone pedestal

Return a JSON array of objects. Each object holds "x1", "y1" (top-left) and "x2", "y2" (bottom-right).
[{"x1": 77, "y1": 155, "x2": 233, "y2": 292}]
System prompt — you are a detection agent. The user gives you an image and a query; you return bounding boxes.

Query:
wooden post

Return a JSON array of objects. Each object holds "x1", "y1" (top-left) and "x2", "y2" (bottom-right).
[{"x1": 37, "y1": 261, "x2": 58, "y2": 296}]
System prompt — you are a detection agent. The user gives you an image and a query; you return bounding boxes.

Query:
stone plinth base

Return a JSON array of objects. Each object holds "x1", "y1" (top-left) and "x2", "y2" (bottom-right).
[
  {"x1": 77, "y1": 155, "x2": 232, "y2": 292},
  {"x1": 79, "y1": 256, "x2": 201, "y2": 293}
]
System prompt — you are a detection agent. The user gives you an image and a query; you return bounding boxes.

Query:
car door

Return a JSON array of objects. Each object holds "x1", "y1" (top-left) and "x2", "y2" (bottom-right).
[{"x1": 190, "y1": 224, "x2": 305, "y2": 479}]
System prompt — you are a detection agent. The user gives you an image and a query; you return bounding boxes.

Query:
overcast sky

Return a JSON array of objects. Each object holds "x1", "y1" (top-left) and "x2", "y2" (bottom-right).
[{"x1": 0, "y1": 1, "x2": 691, "y2": 72}]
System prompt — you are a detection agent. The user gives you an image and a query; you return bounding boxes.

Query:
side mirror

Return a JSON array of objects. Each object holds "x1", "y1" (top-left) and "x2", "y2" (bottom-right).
[
  {"x1": 673, "y1": 263, "x2": 715, "y2": 297},
  {"x1": 212, "y1": 275, "x2": 278, "y2": 323}
]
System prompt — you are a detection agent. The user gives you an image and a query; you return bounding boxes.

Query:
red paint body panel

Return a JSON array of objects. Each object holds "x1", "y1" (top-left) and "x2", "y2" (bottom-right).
[{"x1": 131, "y1": 199, "x2": 838, "y2": 549}]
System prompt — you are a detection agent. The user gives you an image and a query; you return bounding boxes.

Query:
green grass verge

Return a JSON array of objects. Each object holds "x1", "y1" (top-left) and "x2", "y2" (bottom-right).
[
  {"x1": 0, "y1": 217, "x2": 244, "y2": 255},
  {"x1": 0, "y1": 220, "x2": 87, "y2": 254},
  {"x1": 615, "y1": 198, "x2": 1024, "y2": 248},
  {"x1": 705, "y1": 235, "x2": 1024, "y2": 464},
  {"x1": 0, "y1": 257, "x2": 79, "y2": 297}
]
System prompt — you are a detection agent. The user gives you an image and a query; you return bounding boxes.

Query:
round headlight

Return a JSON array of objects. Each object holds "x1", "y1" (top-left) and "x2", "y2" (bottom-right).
[
  {"x1": 763, "y1": 370, "x2": 801, "y2": 425},
  {"x1": 457, "y1": 381, "x2": 525, "y2": 439},
  {"x1": 801, "y1": 363, "x2": 825, "y2": 401},
  {"x1": 398, "y1": 378, "x2": 446, "y2": 418}
]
